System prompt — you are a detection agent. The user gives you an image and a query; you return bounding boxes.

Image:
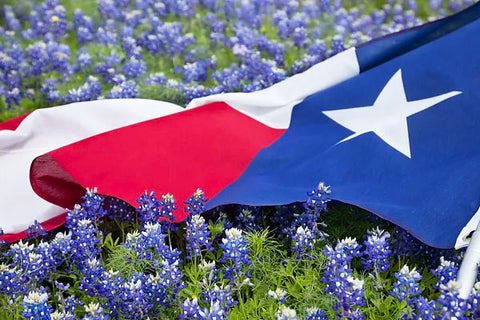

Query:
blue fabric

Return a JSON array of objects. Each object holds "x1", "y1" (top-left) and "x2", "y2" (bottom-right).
[
  {"x1": 208, "y1": 13, "x2": 480, "y2": 248},
  {"x1": 357, "y1": 2, "x2": 480, "y2": 72}
]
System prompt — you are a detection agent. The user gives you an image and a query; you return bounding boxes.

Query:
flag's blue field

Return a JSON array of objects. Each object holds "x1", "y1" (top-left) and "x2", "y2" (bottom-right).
[{"x1": 1, "y1": 1, "x2": 480, "y2": 319}]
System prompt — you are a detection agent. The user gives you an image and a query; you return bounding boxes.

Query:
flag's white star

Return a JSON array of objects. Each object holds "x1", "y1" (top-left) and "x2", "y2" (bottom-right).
[{"x1": 323, "y1": 69, "x2": 461, "y2": 158}]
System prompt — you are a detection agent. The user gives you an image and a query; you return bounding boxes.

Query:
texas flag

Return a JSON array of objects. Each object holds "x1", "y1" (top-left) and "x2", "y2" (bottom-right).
[{"x1": 2, "y1": 3, "x2": 480, "y2": 248}]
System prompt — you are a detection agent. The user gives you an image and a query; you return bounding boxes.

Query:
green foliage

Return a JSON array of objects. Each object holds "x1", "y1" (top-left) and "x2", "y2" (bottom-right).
[
  {"x1": 226, "y1": 229, "x2": 332, "y2": 319},
  {"x1": 105, "y1": 244, "x2": 154, "y2": 278}
]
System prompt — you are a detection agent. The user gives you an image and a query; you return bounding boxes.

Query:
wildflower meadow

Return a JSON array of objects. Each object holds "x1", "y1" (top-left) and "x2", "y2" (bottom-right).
[{"x1": 1, "y1": 0, "x2": 480, "y2": 319}]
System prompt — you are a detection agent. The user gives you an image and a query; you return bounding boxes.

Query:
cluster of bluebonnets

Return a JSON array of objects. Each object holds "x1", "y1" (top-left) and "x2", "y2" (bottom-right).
[
  {"x1": 0, "y1": 0, "x2": 476, "y2": 115},
  {"x1": 2, "y1": 0, "x2": 480, "y2": 319},
  {"x1": 1, "y1": 185, "x2": 480, "y2": 319}
]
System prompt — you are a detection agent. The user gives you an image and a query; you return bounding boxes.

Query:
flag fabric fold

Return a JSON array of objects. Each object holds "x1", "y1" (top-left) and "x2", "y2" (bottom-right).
[
  {"x1": 1, "y1": 3, "x2": 480, "y2": 248},
  {"x1": 0, "y1": 99, "x2": 184, "y2": 241}
]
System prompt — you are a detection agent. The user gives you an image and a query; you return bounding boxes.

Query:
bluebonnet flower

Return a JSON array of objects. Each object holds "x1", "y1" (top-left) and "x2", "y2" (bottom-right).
[
  {"x1": 321, "y1": 238, "x2": 365, "y2": 318},
  {"x1": 198, "y1": 259, "x2": 220, "y2": 283},
  {"x1": 362, "y1": 227, "x2": 392, "y2": 273},
  {"x1": 124, "y1": 10, "x2": 143, "y2": 28},
  {"x1": 0, "y1": 227, "x2": 7, "y2": 246},
  {"x1": 94, "y1": 51, "x2": 120, "y2": 80},
  {"x1": 199, "y1": 301, "x2": 227, "y2": 320},
  {"x1": 275, "y1": 305, "x2": 298, "y2": 320},
  {"x1": 79, "y1": 258, "x2": 106, "y2": 296},
  {"x1": 136, "y1": 191, "x2": 162, "y2": 225},
  {"x1": 201, "y1": 0, "x2": 218, "y2": 10},
  {"x1": 74, "y1": 9, "x2": 95, "y2": 32},
  {"x1": 35, "y1": 240, "x2": 61, "y2": 276},
  {"x1": 430, "y1": 0, "x2": 443, "y2": 11},
  {"x1": 407, "y1": 296, "x2": 439, "y2": 320},
  {"x1": 25, "y1": 41, "x2": 49, "y2": 76},
  {"x1": 83, "y1": 302, "x2": 108, "y2": 320},
  {"x1": 144, "y1": 72, "x2": 167, "y2": 86},
  {"x1": 0, "y1": 263, "x2": 27, "y2": 295},
  {"x1": 5, "y1": 240, "x2": 53, "y2": 286},
  {"x1": 308, "y1": 39, "x2": 327, "y2": 61},
  {"x1": 4, "y1": 87, "x2": 22, "y2": 107},
  {"x1": 67, "y1": 217, "x2": 101, "y2": 268},
  {"x1": 93, "y1": 269, "x2": 123, "y2": 315},
  {"x1": 185, "y1": 213, "x2": 213, "y2": 259},
  {"x1": 292, "y1": 226, "x2": 315, "y2": 260},
  {"x1": 330, "y1": 34, "x2": 345, "y2": 56},
  {"x1": 115, "y1": 273, "x2": 155, "y2": 319},
  {"x1": 50, "y1": 231, "x2": 73, "y2": 258},
  {"x1": 154, "y1": 257, "x2": 185, "y2": 306},
  {"x1": 437, "y1": 280, "x2": 469, "y2": 319},
  {"x1": 74, "y1": 188, "x2": 107, "y2": 221},
  {"x1": 304, "y1": 307, "x2": 328, "y2": 320},
  {"x1": 305, "y1": 182, "x2": 330, "y2": 216},
  {"x1": 468, "y1": 282, "x2": 480, "y2": 318},
  {"x1": 179, "y1": 297, "x2": 202, "y2": 319},
  {"x1": 183, "y1": 84, "x2": 210, "y2": 102},
  {"x1": 3, "y1": 6, "x2": 21, "y2": 31},
  {"x1": 178, "y1": 60, "x2": 212, "y2": 83},
  {"x1": 41, "y1": 77, "x2": 61, "y2": 103},
  {"x1": 45, "y1": 4, "x2": 68, "y2": 37},
  {"x1": 107, "y1": 80, "x2": 138, "y2": 98},
  {"x1": 220, "y1": 227, "x2": 252, "y2": 282},
  {"x1": 391, "y1": 265, "x2": 423, "y2": 302},
  {"x1": 20, "y1": 289, "x2": 52, "y2": 320},
  {"x1": 65, "y1": 76, "x2": 103, "y2": 102},
  {"x1": 97, "y1": 0, "x2": 124, "y2": 20},
  {"x1": 123, "y1": 57, "x2": 147, "y2": 78},
  {"x1": 6, "y1": 240, "x2": 34, "y2": 268},
  {"x1": 47, "y1": 41, "x2": 72, "y2": 76},
  {"x1": 184, "y1": 188, "x2": 208, "y2": 216},
  {"x1": 123, "y1": 224, "x2": 168, "y2": 264},
  {"x1": 431, "y1": 256, "x2": 458, "y2": 289},
  {"x1": 54, "y1": 283, "x2": 83, "y2": 317},
  {"x1": 159, "y1": 192, "x2": 178, "y2": 222},
  {"x1": 104, "y1": 196, "x2": 136, "y2": 223},
  {"x1": 120, "y1": 36, "x2": 138, "y2": 57},
  {"x1": 75, "y1": 49, "x2": 93, "y2": 72},
  {"x1": 235, "y1": 207, "x2": 259, "y2": 230},
  {"x1": 0, "y1": 52, "x2": 17, "y2": 76},
  {"x1": 293, "y1": 27, "x2": 309, "y2": 48},
  {"x1": 51, "y1": 310, "x2": 76, "y2": 320},
  {"x1": 142, "y1": 22, "x2": 194, "y2": 56},
  {"x1": 268, "y1": 287, "x2": 287, "y2": 303},
  {"x1": 203, "y1": 283, "x2": 237, "y2": 315},
  {"x1": 96, "y1": 27, "x2": 118, "y2": 46},
  {"x1": 25, "y1": 88, "x2": 36, "y2": 101},
  {"x1": 286, "y1": 183, "x2": 330, "y2": 243}
]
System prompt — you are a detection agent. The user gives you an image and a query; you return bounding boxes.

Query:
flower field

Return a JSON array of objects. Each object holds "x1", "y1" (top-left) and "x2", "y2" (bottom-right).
[{"x1": 1, "y1": 0, "x2": 480, "y2": 319}]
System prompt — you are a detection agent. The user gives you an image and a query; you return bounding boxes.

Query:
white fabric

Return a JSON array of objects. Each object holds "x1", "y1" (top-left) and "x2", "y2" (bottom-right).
[
  {"x1": 323, "y1": 69, "x2": 461, "y2": 158},
  {"x1": 188, "y1": 47, "x2": 360, "y2": 129},
  {"x1": 0, "y1": 99, "x2": 184, "y2": 234}
]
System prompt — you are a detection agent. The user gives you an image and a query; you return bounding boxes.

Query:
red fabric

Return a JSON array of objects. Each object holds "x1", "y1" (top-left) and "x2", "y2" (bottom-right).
[
  {"x1": 1, "y1": 213, "x2": 66, "y2": 243},
  {"x1": 0, "y1": 112, "x2": 31, "y2": 130},
  {"x1": 30, "y1": 102, "x2": 285, "y2": 222}
]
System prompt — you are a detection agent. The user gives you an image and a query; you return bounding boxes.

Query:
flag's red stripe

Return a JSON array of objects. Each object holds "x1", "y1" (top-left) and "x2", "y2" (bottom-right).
[
  {"x1": 0, "y1": 213, "x2": 66, "y2": 243},
  {"x1": 0, "y1": 112, "x2": 31, "y2": 131},
  {"x1": 31, "y1": 102, "x2": 286, "y2": 222}
]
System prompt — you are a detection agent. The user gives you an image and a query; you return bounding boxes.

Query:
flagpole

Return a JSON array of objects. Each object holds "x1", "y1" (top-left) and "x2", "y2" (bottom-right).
[{"x1": 457, "y1": 220, "x2": 480, "y2": 299}]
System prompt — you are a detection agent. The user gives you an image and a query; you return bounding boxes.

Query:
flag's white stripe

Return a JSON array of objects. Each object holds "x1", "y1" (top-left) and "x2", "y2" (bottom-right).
[
  {"x1": 188, "y1": 48, "x2": 360, "y2": 129},
  {"x1": 0, "y1": 99, "x2": 184, "y2": 234}
]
